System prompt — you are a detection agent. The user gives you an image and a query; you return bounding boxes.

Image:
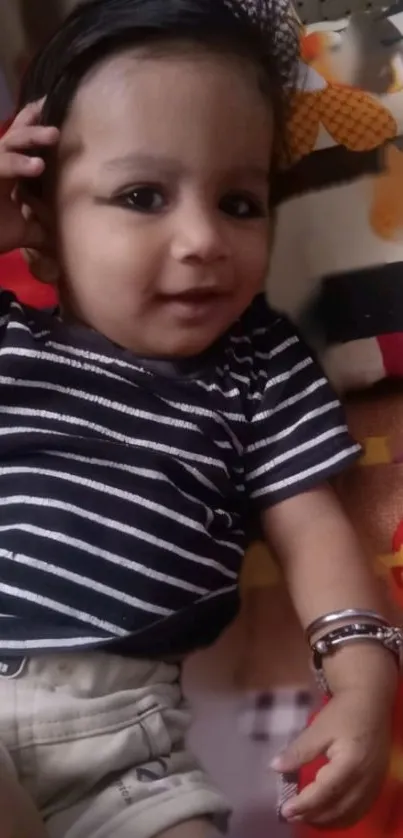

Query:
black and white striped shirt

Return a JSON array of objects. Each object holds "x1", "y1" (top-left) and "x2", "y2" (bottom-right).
[{"x1": 0, "y1": 290, "x2": 359, "y2": 656}]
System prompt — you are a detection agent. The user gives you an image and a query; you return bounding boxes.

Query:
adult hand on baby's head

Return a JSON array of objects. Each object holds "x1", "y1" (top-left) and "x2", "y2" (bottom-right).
[{"x1": 0, "y1": 100, "x2": 58, "y2": 254}]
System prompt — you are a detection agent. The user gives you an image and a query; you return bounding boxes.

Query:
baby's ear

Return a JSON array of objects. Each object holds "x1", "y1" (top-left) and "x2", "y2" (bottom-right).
[
  {"x1": 19, "y1": 191, "x2": 61, "y2": 286},
  {"x1": 21, "y1": 245, "x2": 61, "y2": 285}
]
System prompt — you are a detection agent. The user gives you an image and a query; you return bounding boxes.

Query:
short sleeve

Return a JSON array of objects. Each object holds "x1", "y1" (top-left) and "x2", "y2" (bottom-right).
[{"x1": 244, "y1": 312, "x2": 361, "y2": 510}]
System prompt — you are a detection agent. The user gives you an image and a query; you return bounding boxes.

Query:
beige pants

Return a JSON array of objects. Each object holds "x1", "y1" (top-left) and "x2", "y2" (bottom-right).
[{"x1": 0, "y1": 652, "x2": 229, "y2": 838}]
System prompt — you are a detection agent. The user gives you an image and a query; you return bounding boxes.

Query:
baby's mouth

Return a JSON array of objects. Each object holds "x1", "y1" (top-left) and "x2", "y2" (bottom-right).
[
  {"x1": 163, "y1": 288, "x2": 224, "y2": 303},
  {"x1": 160, "y1": 288, "x2": 227, "y2": 319}
]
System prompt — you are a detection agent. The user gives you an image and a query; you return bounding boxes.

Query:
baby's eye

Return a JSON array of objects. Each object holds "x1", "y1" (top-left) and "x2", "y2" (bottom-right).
[
  {"x1": 219, "y1": 193, "x2": 266, "y2": 219},
  {"x1": 121, "y1": 186, "x2": 167, "y2": 213}
]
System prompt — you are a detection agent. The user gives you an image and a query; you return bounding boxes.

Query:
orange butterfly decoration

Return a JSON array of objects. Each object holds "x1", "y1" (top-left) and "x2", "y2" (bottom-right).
[{"x1": 284, "y1": 16, "x2": 400, "y2": 167}]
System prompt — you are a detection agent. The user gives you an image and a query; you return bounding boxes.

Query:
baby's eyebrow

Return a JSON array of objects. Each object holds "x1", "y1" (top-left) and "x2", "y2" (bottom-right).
[
  {"x1": 104, "y1": 154, "x2": 269, "y2": 185},
  {"x1": 104, "y1": 153, "x2": 182, "y2": 176},
  {"x1": 228, "y1": 165, "x2": 270, "y2": 186}
]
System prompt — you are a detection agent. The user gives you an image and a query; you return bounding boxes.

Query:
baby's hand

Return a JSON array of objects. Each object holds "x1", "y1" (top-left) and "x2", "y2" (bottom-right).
[
  {"x1": 272, "y1": 687, "x2": 391, "y2": 828},
  {"x1": 0, "y1": 100, "x2": 58, "y2": 254}
]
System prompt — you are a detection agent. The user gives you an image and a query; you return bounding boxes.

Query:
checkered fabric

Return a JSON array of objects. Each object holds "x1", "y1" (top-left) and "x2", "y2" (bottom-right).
[
  {"x1": 241, "y1": 690, "x2": 314, "y2": 819},
  {"x1": 229, "y1": 0, "x2": 299, "y2": 89},
  {"x1": 241, "y1": 689, "x2": 313, "y2": 743},
  {"x1": 295, "y1": 0, "x2": 399, "y2": 25}
]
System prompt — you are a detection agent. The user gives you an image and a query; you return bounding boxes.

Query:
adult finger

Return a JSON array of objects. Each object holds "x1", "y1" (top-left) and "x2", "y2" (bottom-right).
[
  {"x1": 0, "y1": 152, "x2": 44, "y2": 181},
  {"x1": 3, "y1": 125, "x2": 59, "y2": 152},
  {"x1": 11, "y1": 99, "x2": 46, "y2": 129}
]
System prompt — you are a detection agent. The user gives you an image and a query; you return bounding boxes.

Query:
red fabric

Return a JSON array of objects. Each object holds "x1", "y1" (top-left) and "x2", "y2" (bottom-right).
[
  {"x1": 0, "y1": 251, "x2": 56, "y2": 308},
  {"x1": 0, "y1": 119, "x2": 57, "y2": 309},
  {"x1": 378, "y1": 334, "x2": 403, "y2": 378}
]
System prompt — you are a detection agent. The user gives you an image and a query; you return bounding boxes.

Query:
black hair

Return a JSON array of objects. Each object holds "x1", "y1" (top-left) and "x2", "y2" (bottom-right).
[{"x1": 19, "y1": 0, "x2": 298, "y2": 171}]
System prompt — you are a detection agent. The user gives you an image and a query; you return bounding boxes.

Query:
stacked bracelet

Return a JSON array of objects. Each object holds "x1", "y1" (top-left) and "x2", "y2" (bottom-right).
[
  {"x1": 306, "y1": 609, "x2": 389, "y2": 644},
  {"x1": 305, "y1": 609, "x2": 403, "y2": 693}
]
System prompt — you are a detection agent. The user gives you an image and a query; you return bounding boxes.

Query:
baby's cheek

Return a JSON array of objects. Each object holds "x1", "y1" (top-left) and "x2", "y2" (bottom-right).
[{"x1": 239, "y1": 232, "x2": 270, "y2": 288}]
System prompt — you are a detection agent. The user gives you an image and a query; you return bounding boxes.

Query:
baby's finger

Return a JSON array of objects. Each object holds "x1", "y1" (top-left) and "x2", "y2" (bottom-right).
[
  {"x1": 3, "y1": 125, "x2": 59, "y2": 152},
  {"x1": 11, "y1": 99, "x2": 46, "y2": 129},
  {"x1": 0, "y1": 151, "x2": 44, "y2": 181},
  {"x1": 281, "y1": 758, "x2": 355, "y2": 820},
  {"x1": 304, "y1": 785, "x2": 370, "y2": 828},
  {"x1": 272, "y1": 719, "x2": 330, "y2": 774}
]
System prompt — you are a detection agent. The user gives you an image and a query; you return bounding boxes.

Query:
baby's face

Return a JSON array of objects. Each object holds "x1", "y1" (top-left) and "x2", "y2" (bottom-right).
[{"x1": 52, "y1": 48, "x2": 273, "y2": 356}]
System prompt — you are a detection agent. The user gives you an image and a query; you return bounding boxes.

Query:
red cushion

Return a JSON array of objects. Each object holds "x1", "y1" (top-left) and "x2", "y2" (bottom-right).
[
  {"x1": 0, "y1": 251, "x2": 57, "y2": 308},
  {"x1": 0, "y1": 119, "x2": 57, "y2": 310}
]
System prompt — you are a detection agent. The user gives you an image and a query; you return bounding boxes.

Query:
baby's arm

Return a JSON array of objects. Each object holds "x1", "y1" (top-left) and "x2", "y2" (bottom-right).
[
  {"x1": 244, "y1": 306, "x2": 399, "y2": 828},
  {"x1": 262, "y1": 485, "x2": 396, "y2": 828}
]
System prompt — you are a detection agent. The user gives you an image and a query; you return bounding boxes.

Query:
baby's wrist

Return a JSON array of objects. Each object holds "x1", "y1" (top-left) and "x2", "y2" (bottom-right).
[
  {"x1": 306, "y1": 609, "x2": 401, "y2": 699},
  {"x1": 323, "y1": 642, "x2": 398, "y2": 703}
]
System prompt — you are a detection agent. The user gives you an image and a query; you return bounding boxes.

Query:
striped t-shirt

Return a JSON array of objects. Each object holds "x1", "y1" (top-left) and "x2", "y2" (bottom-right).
[{"x1": 0, "y1": 289, "x2": 359, "y2": 657}]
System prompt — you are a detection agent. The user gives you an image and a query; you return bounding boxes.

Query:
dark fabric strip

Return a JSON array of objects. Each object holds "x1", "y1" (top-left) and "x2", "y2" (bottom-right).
[
  {"x1": 302, "y1": 262, "x2": 403, "y2": 345},
  {"x1": 272, "y1": 138, "x2": 403, "y2": 205}
]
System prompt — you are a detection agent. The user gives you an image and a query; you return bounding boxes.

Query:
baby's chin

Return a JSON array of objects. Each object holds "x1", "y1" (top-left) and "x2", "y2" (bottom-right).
[
  {"x1": 126, "y1": 332, "x2": 220, "y2": 360},
  {"x1": 116, "y1": 318, "x2": 231, "y2": 359},
  {"x1": 75, "y1": 307, "x2": 233, "y2": 358}
]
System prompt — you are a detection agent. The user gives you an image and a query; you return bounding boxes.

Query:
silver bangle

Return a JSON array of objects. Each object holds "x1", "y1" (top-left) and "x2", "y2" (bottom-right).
[
  {"x1": 311, "y1": 622, "x2": 403, "y2": 694},
  {"x1": 306, "y1": 609, "x2": 389, "y2": 644}
]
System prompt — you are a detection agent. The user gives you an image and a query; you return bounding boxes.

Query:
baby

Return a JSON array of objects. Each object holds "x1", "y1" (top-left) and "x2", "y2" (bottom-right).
[{"x1": 0, "y1": 1, "x2": 399, "y2": 837}]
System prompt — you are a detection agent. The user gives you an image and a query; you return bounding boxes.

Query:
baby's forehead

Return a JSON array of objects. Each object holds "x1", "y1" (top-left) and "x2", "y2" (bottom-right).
[
  {"x1": 56, "y1": 55, "x2": 141, "y2": 165},
  {"x1": 56, "y1": 47, "x2": 272, "y2": 184},
  {"x1": 64, "y1": 44, "x2": 268, "y2": 123},
  {"x1": 75, "y1": 49, "x2": 145, "y2": 101}
]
